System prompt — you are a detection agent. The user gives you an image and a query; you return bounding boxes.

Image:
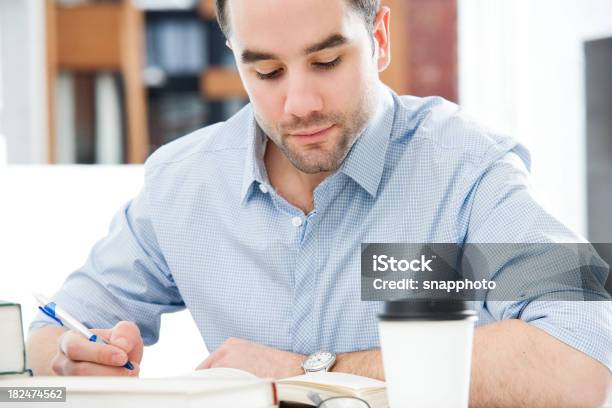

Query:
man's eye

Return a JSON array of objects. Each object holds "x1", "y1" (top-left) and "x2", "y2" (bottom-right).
[
  {"x1": 256, "y1": 68, "x2": 283, "y2": 80},
  {"x1": 313, "y1": 57, "x2": 342, "y2": 70},
  {"x1": 254, "y1": 58, "x2": 341, "y2": 81}
]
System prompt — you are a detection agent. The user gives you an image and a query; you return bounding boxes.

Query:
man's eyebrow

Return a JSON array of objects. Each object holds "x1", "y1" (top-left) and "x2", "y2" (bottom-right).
[
  {"x1": 240, "y1": 34, "x2": 349, "y2": 64},
  {"x1": 241, "y1": 50, "x2": 279, "y2": 64},
  {"x1": 304, "y1": 33, "x2": 348, "y2": 54}
]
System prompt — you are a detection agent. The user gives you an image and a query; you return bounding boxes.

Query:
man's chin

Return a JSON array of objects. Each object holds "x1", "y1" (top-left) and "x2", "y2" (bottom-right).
[
  {"x1": 292, "y1": 164, "x2": 338, "y2": 174},
  {"x1": 286, "y1": 151, "x2": 345, "y2": 174},
  {"x1": 280, "y1": 134, "x2": 352, "y2": 173}
]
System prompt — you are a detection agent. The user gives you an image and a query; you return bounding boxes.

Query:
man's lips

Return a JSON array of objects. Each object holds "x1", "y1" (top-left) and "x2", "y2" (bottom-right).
[
  {"x1": 290, "y1": 125, "x2": 333, "y2": 137},
  {"x1": 289, "y1": 125, "x2": 335, "y2": 144}
]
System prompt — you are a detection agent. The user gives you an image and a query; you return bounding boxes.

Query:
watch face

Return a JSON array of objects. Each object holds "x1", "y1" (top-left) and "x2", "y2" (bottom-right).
[{"x1": 303, "y1": 351, "x2": 335, "y2": 371}]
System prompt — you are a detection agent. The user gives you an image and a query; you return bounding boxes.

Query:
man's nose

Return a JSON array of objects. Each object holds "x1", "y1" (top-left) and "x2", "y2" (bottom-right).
[{"x1": 283, "y1": 73, "x2": 324, "y2": 118}]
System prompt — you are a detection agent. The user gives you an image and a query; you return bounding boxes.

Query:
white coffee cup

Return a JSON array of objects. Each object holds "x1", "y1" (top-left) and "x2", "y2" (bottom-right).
[{"x1": 378, "y1": 300, "x2": 477, "y2": 408}]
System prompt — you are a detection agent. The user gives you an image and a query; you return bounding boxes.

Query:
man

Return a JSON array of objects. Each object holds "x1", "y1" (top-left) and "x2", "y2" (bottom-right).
[{"x1": 28, "y1": 0, "x2": 611, "y2": 406}]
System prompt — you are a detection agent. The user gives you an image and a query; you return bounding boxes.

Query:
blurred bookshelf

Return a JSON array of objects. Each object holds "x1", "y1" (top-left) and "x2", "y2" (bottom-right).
[
  {"x1": 143, "y1": 3, "x2": 247, "y2": 155},
  {"x1": 44, "y1": 0, "x2": 454, "y2": 165},
  {"x1": 45, "y1": 0, "x2": 247, "y2": 164}
]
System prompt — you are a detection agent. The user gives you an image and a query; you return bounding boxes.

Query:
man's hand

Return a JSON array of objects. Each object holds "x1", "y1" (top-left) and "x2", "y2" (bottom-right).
[
  {"x1": 197, "y1": 337, "x2": 305, "y2": 379},
  {"x1": 51, "y1": 321, "x2": 143, "y2": 376}
]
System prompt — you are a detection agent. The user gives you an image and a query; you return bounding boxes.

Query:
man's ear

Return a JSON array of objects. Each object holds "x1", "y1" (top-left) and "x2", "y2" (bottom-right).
[{"x1": 372, "y1": 6, "x2": 391, "y2": 72}]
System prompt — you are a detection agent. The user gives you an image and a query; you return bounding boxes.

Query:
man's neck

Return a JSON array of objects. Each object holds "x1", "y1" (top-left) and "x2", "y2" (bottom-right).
[{"x1": 264, "y1": 141, "x2": 330, "y2": 214}]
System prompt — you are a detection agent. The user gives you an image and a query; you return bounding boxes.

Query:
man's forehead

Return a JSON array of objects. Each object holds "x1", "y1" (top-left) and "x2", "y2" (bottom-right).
[
  {"x1": 227, "y1": 0, "x2": 349, "y2": 22},
  {"x1": 227, "y1": 0, "x2": 361, "y2": 55}
]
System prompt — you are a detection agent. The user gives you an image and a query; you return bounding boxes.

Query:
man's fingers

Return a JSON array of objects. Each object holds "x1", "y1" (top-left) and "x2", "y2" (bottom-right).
[
  {"x1": 90, "y1": 328, "x2": 113, "y2": 342},
  {"x1": 110, "y1": 321, "x2": 143, "y2": 362},
  {"x1": 53, "y1": 357, "x2": 140, "y2": 377},
  {"x1": 59, "y1": 331, "x2": 128, "y2": 367},
  {"x1": 53, "y1": 323, "x2": 143, "y2": 377},
  {"x1": 197, "y1": 355, "x2": 214, "y2": 370}
]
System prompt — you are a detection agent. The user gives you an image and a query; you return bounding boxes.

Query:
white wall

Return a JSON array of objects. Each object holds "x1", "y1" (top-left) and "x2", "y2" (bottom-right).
[
  {"x1": 0, "y1": 0, "x2": 47, "y2": 164},
  {"x1": 458, "y1": 0, "x2": 612, "y2": 237},
  {"x1": 0, "y1": 8, "x2": 5, "y2": 166},
  {"x1": 0, "y1": 166, "x2": 207, "y2": 378}
]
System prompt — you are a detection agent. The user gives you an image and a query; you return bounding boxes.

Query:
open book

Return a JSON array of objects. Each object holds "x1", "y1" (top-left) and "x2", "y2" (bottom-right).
[
  {"x1": 186, "y1": 368, "x2": 388, "y2": 407},
  {"x1": 0, "y1": 367, "x2": 386, "y2": 407}
]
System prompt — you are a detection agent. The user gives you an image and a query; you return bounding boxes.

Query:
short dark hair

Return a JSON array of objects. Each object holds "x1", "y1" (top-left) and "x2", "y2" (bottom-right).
[{"x1": 214, "y1": 0, "x2": 381, "y2": 37}]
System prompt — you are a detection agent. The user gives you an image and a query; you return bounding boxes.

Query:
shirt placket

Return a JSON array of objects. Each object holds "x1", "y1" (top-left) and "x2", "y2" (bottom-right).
[{"x1": 288, "y1": 180, "x2": 335, "y2": 354}]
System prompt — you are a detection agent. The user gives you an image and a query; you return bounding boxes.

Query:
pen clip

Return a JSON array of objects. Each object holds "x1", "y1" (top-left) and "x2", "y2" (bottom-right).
[{"x1": 38, "y1": 305, "x2": 64, "y2": 327}]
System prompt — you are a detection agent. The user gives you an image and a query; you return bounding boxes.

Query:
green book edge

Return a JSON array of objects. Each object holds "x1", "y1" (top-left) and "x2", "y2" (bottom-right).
[{"x1": 0, "y1": 301, "x2": 28, "y2": 376}]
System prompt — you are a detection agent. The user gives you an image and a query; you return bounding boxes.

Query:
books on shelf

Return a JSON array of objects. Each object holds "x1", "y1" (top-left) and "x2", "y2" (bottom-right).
[
  {"x1": 206, "y1": 18, "x2": 234, "y2": 67},
  {"x1": 55, "y1": 72, "x2": 77, "y2": 164},
  {"x1": 95, "y1": 72, "x2": 123, "y2": 164},
  {"x1": 51, "y1": 5, "x2": 248, "y2": 163},
  {"x1": 134, "y1": 0, "x2": 197, "y2": 10},
  {"x1": 74, "y1": 73, "x2": 97, "y2": 164},
  {"x1": 0, "y1": 301, "x2": 26, "y2": 376},
  {"x1": 55, "y1": 72, "x2": 124, "y2": 164},
  {"x1": 146, "y1": 14, "x2": 208, "y2": 77},
  {"x1": 148, "y1": 89, "x2": 208, "y2": 151}
]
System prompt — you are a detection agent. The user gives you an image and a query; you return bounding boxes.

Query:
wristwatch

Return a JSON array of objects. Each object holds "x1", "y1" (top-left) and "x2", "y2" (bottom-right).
[{"x1": 302, "y1": 351, "x2": 337, "y2": 373}]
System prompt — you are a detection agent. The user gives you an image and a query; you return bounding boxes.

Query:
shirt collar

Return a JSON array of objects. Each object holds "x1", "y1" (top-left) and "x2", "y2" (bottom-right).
[
  {"x1": 240, "y1": 82, "x2": 396, "y2": 204},
  {"x1": 338, "y1": 83, "x2": 395, "y2": 197},
  {"x1": 240, "y1": 116, "x2": 268, "y2": 205}
]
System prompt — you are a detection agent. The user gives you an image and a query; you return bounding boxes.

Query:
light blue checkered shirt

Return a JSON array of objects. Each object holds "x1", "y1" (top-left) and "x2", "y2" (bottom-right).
[{"x1": 31, "y1": 84, "x2": 612, "y2": 371}]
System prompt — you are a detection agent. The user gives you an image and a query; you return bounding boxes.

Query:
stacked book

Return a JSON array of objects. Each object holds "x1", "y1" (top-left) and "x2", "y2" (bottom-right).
[{"x1": 0, "y1": 301, "x2": 31, "y2": 377}]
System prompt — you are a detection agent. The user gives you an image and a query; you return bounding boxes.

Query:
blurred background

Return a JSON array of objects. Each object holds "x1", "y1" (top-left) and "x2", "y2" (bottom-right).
[{"x1": 0, "y1": 0, "x2": 611, "y2": 378}]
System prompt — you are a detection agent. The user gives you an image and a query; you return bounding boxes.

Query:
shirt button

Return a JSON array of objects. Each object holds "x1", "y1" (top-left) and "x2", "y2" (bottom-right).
[
  {"x1": 259, "y1": 183, "x2": 269, "y2": 194},
  {"x1": 291, "y1": 216, "x2": 303, "y2": 227}
]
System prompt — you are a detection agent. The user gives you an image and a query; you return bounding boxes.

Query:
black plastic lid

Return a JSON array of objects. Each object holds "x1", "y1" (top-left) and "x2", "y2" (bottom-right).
[{"x1": 379, "y1": 299, "x2": 477, "y2": 321}]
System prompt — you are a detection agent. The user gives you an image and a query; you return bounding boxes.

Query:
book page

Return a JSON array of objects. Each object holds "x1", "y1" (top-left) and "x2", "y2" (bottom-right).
[{"x1": 279, "y1": 372, "x2": 385, "y2": 390}]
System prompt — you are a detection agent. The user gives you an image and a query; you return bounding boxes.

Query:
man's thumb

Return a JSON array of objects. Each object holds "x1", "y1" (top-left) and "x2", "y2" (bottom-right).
[{"x1": 110, "y1": 321, "x2": 143, "y2": 362}]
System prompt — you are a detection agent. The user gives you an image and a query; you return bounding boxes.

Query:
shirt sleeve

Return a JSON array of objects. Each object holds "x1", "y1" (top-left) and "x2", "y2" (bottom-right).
[
  {"x1": 464, "y1": 150, "x2": 612, "y2": 372},
  {"x1": 28, "y1": 185, "x2": 185, "y2": 346}
]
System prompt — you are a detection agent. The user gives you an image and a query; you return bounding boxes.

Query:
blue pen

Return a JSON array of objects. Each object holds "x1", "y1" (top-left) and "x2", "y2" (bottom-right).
[{"x1": 34, "y1": 294, "x2": 134, "y2": 370}]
